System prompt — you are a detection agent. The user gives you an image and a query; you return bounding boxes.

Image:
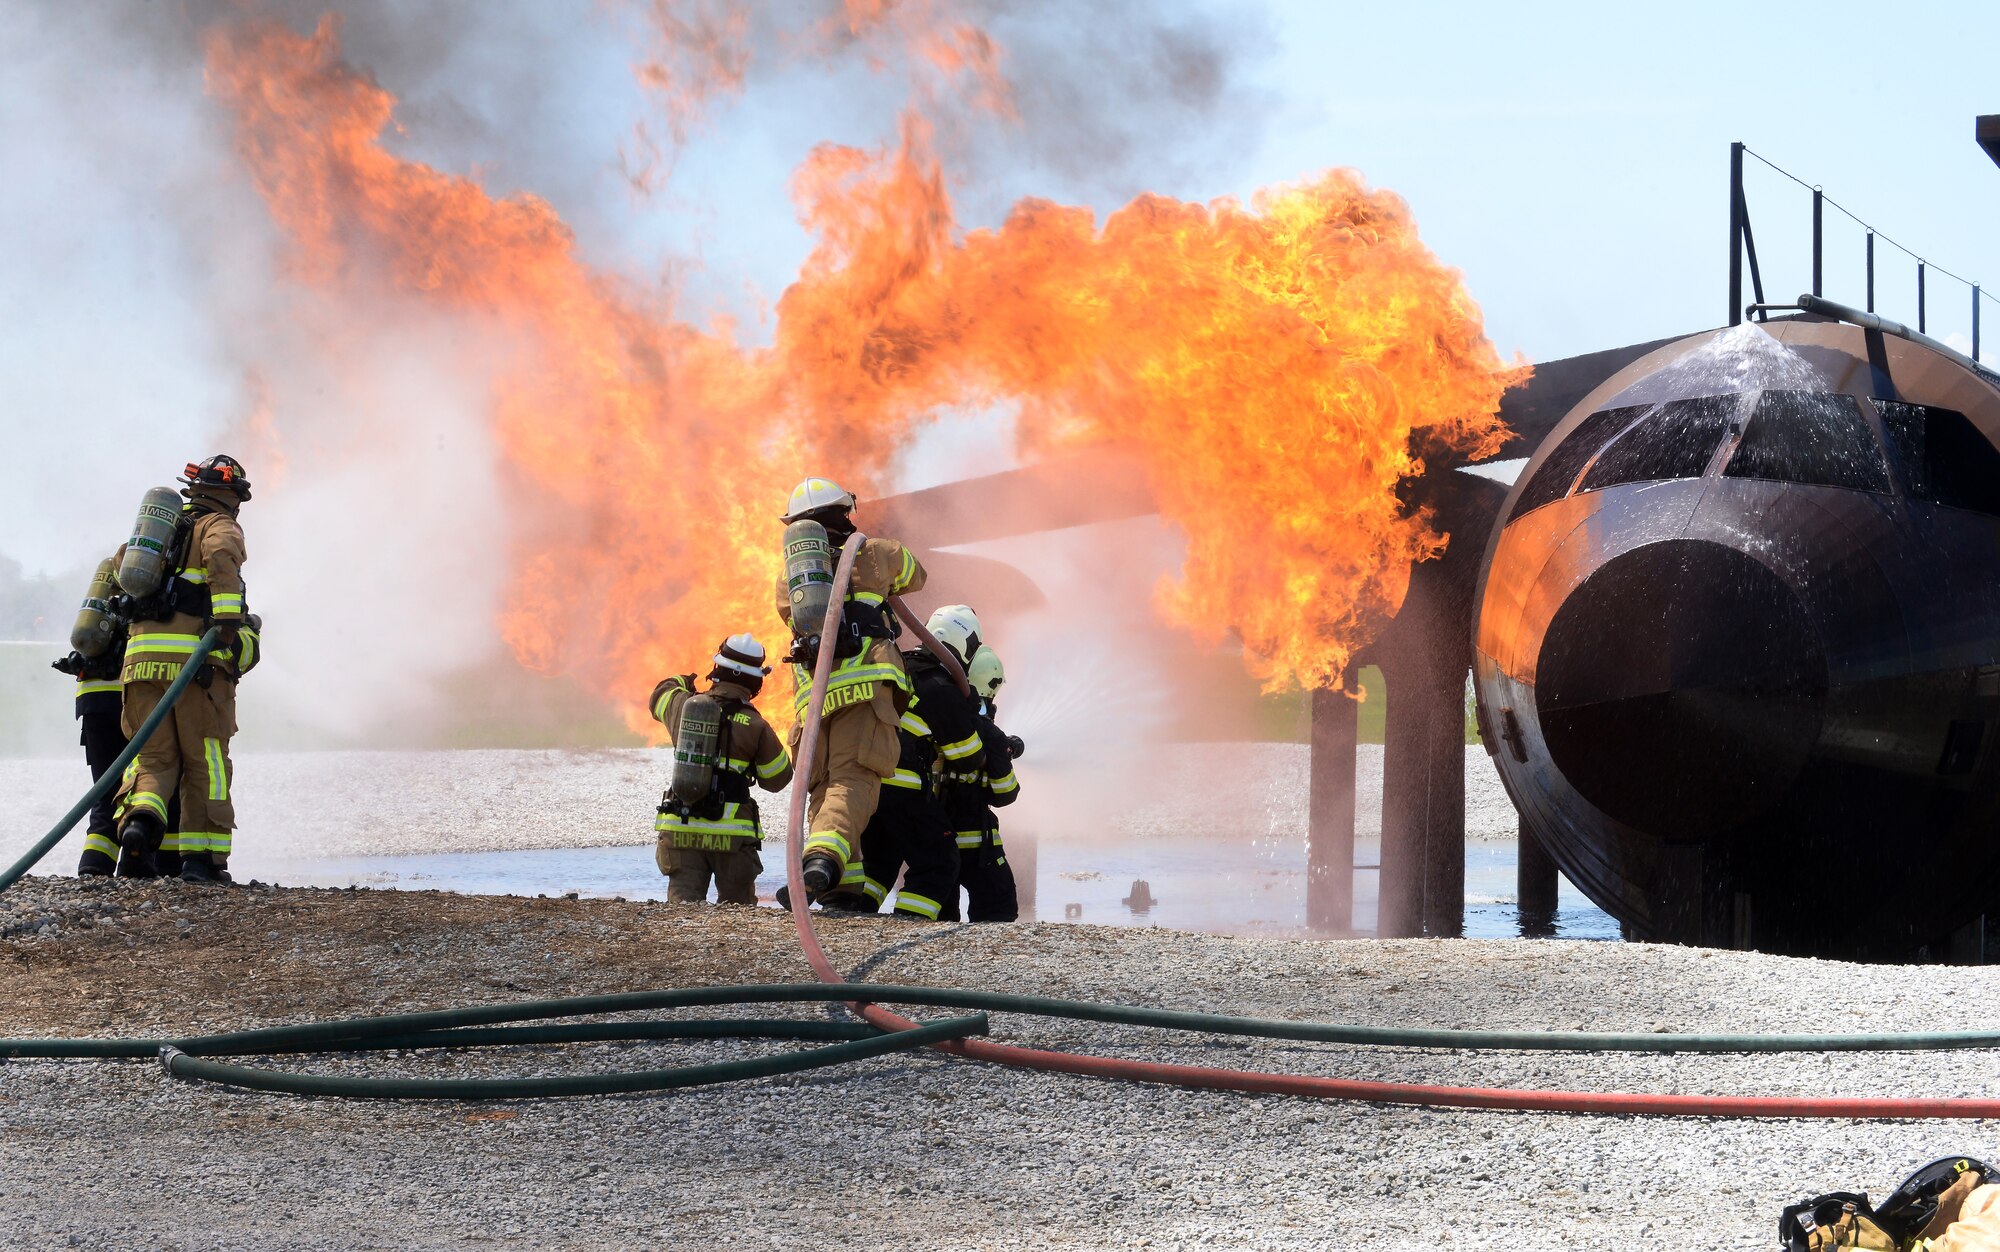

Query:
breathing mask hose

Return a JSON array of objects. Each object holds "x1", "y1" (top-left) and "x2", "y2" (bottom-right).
[{"x1": 0, "y1": 626, "x2": 221, "y2": 894}]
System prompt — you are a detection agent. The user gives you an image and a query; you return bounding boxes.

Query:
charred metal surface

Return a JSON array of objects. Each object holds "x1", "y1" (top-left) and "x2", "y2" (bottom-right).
[
  {"x1": 1306, "y1": 688, "x2": 1358, "y2": 932},
  {"x1": 1473, "y1": 320, "x2": 2000, "y2": 959},
  {"x1": 1486, "y1": 336, "x2": 1693, "y2": 463},
  {"x1": 1364, "y1": 470, "x2": 1505, "y2": 937}
]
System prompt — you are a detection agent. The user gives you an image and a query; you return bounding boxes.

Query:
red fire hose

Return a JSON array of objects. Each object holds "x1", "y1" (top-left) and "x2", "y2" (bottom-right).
[{"x1": 784, "y1": 533, "x2": 2000, "y2": 1119}]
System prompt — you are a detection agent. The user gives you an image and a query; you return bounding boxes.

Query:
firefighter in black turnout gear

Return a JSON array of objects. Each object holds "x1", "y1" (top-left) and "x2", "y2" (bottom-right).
[
  {"x1": 53, "y1": 569, "x2": 183, "y2": 877},
  {"x1": 839, "y1": 606, "x2": 987, "y2": 919},
  {"x1": 948, "y1": 644, "x2": 1022, "y2": 922}
]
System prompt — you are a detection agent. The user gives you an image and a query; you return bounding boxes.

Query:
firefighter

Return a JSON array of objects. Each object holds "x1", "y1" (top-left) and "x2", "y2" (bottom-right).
[
  {"x1": 947, "y1": 644, "x2": 1022, "y2": 922},
  {"x1": 836, "y1": 605, "x2": 986, "y2": 920},
  {"x1": 649, "y1": 635, "x2": 793, "y2": 905},
  {"x1": 52, "y1": 608, "x2": 167, "y2": 877},
  {"x1": 773, "y1": 477, "x2": 925, "y2": 901},
  {"x1": 99, "y1": 614, "x2": 262, "y2": 877},
  {"x1": 113, "y1": 455, "x2": 251, "y2": 884}
]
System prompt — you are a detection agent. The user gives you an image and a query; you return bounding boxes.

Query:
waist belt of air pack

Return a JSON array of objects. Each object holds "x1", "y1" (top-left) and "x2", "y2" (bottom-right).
[
  {"x1": 122, "y1": 575, "x2": 212, "y2": 625},
  {"x1": 840, "y1": 599, "x2": 899, "y2": 642}
]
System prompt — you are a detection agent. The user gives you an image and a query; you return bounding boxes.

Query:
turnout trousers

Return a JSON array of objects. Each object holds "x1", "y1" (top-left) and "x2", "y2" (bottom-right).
[
  {"x1": 957, "y1": 828, "x2": 1019, "y2": 923},
  {"x1": 655, "y1": 839, "x2": 763, "y2": 906},
  {"x1": 858, "y1": 787, "x2": 961, "y2": 921},
  {"x1": 81, "y1": 709, "x2": 183, "y2": 875},
  {"x1": 798, "y1": 704, "x2": 900, "y2": 878},
  {"x1": 79, "y1": 708, "x2": 127, "y2": 864},
  {"x1": 120, "y1": 675, "x2": 237, "y2": 867}
]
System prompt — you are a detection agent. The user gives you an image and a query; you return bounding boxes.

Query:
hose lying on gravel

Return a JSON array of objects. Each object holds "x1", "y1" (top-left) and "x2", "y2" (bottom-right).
[
  {"x1": 12, "y1": 978, "x2": 2000, "y2": 1112},
  {"x1": 0, "y1": 627, "x2": 221, "y2": 895},
  {"x1": 22, "y1": 983, "x2": 2000, "y2": 1065},
  {"x1": 154, "y1": 1014, "x2": 987, "y2": 1101},
  {"x1": 2, "y1": 1004, "x2": 987, "y2": 1099}
]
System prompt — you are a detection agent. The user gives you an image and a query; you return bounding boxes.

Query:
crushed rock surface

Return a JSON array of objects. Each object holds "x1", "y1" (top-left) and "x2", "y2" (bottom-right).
[{"x1": 4, "y1": 876, "x2": 1996, "y2": 1250}]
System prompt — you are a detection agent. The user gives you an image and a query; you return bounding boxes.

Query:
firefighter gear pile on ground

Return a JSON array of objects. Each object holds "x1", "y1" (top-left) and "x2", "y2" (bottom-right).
[{"x1": 1782, "y1": 1157, "x2": 2000, "y2": 1251}]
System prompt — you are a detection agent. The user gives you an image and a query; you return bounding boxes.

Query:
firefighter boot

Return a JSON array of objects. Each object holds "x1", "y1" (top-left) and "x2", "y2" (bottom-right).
[
  {"x1": 77, "y1": 850, "x2": 116, "y2": 878},
  {"x1": 179, "y1": 854, "x2": 231, "y2": 885},
  {"x1": 116, "y1": 814, "x2": 161, "y2": 879},
  {"x1": 800, "y1": 852, "x2": 840, "y2": 900}
]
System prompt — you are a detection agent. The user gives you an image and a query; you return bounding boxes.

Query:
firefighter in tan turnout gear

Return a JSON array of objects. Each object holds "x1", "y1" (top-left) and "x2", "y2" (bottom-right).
[
  {"x1": 773, "y1": 477, "x2": 926, "y2": 901},
  {"x1": 113, "y1": 455, "x2": 252, "y2": 884},
  {"x1": 649, "y1": 635, "x2": 794, "y2": 905}
]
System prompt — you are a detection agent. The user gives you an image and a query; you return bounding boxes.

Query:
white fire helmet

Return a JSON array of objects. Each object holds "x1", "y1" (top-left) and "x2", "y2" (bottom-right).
[
  {"x1": 781, "y1": 477, "x2": 857, "y2": 522},
  {"x1": 712, "y1": 633, "x2": 771, "y2": 679},
  {"x1": 968, "y1": 644, "x2": 1005, "y2": 701},
  {"x1": 925, "y1": 604, "x2": 982, "y2": 668}
]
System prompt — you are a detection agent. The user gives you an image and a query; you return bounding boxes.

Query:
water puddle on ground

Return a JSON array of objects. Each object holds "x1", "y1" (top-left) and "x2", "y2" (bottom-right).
[{"x1": 261, "y1": 836, "x2": 1617, "y2": 940}]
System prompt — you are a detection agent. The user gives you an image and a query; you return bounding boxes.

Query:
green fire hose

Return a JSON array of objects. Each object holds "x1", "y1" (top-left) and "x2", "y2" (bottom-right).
[
  {"x1": 0, "y1": 627, "x2": 221, "y2": 894},
  {"x1": 9, "y1": 981, "x2": 2000, "y2": 1108}
]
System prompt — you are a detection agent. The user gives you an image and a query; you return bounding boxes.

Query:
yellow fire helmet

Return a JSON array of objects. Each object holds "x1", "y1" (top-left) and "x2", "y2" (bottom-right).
[
  {"x1": 968, "y1": 644, "x2": 1005, "y2": 701},
  {"x1": 781, "y1": 477, "x2": 856, "y2": 523}
]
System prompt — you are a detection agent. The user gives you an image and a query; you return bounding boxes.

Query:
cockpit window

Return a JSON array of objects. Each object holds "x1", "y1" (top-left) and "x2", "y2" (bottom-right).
[
  {"x1": 1878, "y1": 400, "x2": 2000, "y2": 517},
  {"x1": 1577, "y1": 394, "x2": 1739, "y2": 493},
  {"x1": 1723, "y1": 391, "x2": 1890, "y2": 493},
  {"x1": 1507, "y1": 403, "x2": 1648, "y2": 522}
]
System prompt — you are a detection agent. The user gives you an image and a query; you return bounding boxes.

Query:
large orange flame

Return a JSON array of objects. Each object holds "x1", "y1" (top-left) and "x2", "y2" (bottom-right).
[{"x1": 203, "y1": 12, "x2": 1520, "y2": 733}]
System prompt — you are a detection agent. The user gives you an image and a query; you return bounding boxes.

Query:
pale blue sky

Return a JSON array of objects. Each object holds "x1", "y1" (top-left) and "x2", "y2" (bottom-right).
[{"x1": 1247, "y1": 1, "x2": 2000, "y2": 361}]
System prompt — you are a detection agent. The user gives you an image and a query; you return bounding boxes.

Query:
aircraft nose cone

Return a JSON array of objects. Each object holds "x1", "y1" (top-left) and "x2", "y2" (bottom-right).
[{"x1": 1535, "y1": 539, "x2": 1827, "y2": 839}]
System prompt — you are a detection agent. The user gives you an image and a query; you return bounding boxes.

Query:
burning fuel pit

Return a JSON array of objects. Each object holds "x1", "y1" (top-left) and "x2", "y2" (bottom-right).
[{"x1": 1474, "y1": 318, "x2": 2000, "y2": 960}]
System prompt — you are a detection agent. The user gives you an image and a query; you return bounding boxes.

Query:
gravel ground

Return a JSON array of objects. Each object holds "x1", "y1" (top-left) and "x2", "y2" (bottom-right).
[
  {"x1": 3, "y1": 876, "x2": 1996, "y2": 1250},
  {"x1": 0, "y1": 743, "x2": 1522, "y2": 864}
]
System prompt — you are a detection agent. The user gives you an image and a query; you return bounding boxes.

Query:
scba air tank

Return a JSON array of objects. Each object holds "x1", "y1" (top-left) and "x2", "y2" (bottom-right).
[
  {"x1": 669, "y1": 693, "x2": 724, "y2": 806},
  {"x1": 69, "y1": 557, "x2": 121, "y2": 658},
  {"x1": 784, "y1": 519, "x2": 834, "y2": 635},
  {"x1": 116, "y1": 486, "x2": 184, "y2": 601}
]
